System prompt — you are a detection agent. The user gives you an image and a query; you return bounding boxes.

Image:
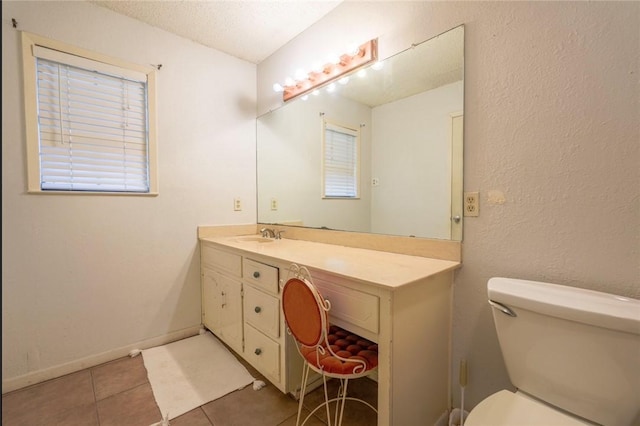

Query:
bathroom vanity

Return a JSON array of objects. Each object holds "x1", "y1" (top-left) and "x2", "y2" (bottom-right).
[{"x1": 199, "y1": 225, "x2": 461, "y2": 426}]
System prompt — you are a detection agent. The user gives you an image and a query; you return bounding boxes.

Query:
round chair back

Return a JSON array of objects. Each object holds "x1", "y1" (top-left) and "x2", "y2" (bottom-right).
[{"x1": 282, "y1": 277, "x2": 326, "y2": 347}]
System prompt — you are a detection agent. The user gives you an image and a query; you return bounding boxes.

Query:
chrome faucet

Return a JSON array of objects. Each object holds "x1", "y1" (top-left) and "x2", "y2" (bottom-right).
[
  {"x1": 260, "y1": 227, "x2": 276, "y2": 238},
  {"x1": 260, "y1": 228, "x2": 285, "y2": 239}
]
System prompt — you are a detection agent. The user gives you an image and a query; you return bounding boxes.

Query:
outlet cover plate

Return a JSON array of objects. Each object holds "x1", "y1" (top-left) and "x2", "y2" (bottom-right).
[{"x1": 464, "y1": 192, "x2": 479, "y2": 217}]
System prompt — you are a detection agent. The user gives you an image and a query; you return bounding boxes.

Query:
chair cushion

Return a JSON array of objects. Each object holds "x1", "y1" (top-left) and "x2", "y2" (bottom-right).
[{"x1": 301, "y1": 325, "x2": 378, "y2": 375}]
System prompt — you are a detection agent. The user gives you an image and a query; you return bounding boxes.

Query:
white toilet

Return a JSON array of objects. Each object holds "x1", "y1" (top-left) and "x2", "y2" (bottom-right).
[{"x1": 465, "y1": 277, "x2": 640, "y2": 426}]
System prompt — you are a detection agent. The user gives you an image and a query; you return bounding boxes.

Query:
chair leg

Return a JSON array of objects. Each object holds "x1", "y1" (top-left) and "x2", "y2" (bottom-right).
[
  {"x1": 335, "y1": 378, "x2": 349, "y2": 426},
  {"x1": 296, "y1": 363, "x2": 310, "y2": 426},
  {"x1": 322, "y1": 374, "x2": 333, "y2": 426},
  {"x1": 301, "y1": 376, "x2": 377, "y2": 426}
]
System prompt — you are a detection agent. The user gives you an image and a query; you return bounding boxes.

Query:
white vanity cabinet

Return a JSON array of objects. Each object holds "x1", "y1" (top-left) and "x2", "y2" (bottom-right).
[
  {"x1": 199, "y1": 231, "x2": 461, "y2": 426},
  {"x1": 240, "y1": 258, "x2": 282, "y2": 386},
  {"x1": 200, "y1": 241, "x2": 294, "y2": 393}
]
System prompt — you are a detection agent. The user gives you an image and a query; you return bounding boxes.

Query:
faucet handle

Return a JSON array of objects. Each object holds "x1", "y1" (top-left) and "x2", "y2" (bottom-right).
[{"x1": 275, "y1": 230, "x2": 285, "y2": 240}]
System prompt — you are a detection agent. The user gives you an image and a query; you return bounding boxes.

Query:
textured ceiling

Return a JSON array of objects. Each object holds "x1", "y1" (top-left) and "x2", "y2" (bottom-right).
[{"x1": 90, "y1": 0, "x2": 343, "y2": 64}]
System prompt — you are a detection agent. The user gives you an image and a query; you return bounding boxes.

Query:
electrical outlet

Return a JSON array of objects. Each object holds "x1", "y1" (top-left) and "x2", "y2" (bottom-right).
[
  {"x1": 464, "y1": 192, "x2": 479, "y2": 217},
  {"x1": 372, "y1": 178, "x2": 380, "y2": 186},
  {"x1": 233, "y1": 198, "x2": 242, "y2": 211},
  {"x1": 270, "y1": 198, "x2": 278, "y2": 211}
]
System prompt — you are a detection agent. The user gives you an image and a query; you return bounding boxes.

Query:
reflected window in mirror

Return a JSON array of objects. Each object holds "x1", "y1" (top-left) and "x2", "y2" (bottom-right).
[{"x1": 322, "y1": 119, "x2": 361, "y2": 199}]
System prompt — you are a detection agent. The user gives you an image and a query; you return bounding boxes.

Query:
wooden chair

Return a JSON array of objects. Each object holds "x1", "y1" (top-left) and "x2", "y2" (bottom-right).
[{"x1": 282, "y1": 265, "x2": 378, "y2": 426}]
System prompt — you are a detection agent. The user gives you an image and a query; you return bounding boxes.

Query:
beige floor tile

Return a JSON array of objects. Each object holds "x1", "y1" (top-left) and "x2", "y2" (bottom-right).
[
  {"x1": 96, "y1": 383, "x2": 161, "y2": 426},
  {"x1": 277, "y1": 408, "x2": 326, "y2": 426},
  {"x1": 3, "y1": 343, "x2": 378, "y2": 426},
  {"x1": 50, "y1": 402, "x2": 100, "y2": 426},
  {"x1": 170, "y1": 408, "x2": 213, "y2": 426},
  {"x1": 91, "y1": 356, "x2": 148, "y2": 401},
  {"x1": 201, "y1": 382, "x2": 299, "y2": 426},
  {"x1": 2, "y1": 370, "x2": 95, "y2": 426}
]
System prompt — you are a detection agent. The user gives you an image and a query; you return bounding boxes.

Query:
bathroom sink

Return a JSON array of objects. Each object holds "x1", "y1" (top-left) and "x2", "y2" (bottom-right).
[{"x1": 235, "y1": 236, "x2": 275, "y2": 243}]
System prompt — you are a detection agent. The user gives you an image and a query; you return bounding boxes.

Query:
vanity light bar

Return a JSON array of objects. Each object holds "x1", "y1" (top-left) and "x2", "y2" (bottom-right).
[{"x1": 280, "y1": 39, "x2": 378, "y2": 102}]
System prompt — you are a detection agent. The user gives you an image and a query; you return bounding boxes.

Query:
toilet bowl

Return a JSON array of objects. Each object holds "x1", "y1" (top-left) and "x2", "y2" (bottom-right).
[
  {"x1": 465, "y1": 390, "x2": 593, "y2": 426},
  {"x1": 465, "y1": 278, "x2": 640, "y2": 426}
]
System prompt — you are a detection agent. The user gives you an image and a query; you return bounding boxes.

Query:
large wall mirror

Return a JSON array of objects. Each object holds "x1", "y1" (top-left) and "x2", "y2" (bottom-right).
[{"x1": 257, "y1": 25, "x2": 464, "y2": 241}]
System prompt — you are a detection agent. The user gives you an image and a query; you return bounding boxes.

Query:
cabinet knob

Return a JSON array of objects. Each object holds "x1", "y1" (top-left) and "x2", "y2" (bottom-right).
[
  {"x1": 254, "y1": 306, "x2": 262, "y2": 313},
  {"x1": 254, "y1": 348, "x2": 262, "y2": 355},
  {"x1": 253, "y1": 271, "x2": 260, "y2": 278}
]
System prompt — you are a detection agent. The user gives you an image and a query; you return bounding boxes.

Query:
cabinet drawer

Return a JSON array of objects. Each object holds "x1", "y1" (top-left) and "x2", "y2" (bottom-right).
[
  {"x1": 202, "y1": 244, "x2": 241, "y2": 277},
  {"x1": 314, "y1": 277, "x2": 379, "y2": 334},
  {"x1": 244, "y1": 324, "x2": 280, "y2": 381},
  {"x1": 243, "y1": 258, "x2": 279, "y2": 295},
  {"x1": 243, "y1": 285, "x2": 280, "y2": 339}
]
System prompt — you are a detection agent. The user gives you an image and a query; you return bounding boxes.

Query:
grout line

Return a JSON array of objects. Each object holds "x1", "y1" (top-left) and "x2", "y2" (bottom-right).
[
  {"x1": 199, "y1": 406, "x2": 215, "y2": 425},
  {"x1": 88, "y1": 368, "x2": 102, "y2": 425}
]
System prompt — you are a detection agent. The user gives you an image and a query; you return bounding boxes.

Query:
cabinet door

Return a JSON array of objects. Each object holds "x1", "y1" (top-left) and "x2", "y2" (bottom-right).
[{"x1": 202, "y1": 269, "x2": 243, "y2": 354}]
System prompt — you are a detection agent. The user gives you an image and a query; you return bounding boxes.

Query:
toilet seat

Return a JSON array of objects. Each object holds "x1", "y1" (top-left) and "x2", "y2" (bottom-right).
[{"x1": 464, "y1": 390, "x2": 593, "y2": 426}]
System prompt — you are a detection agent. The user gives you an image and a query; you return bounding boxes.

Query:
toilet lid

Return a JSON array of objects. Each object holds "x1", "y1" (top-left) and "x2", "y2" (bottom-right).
[{"x1": 464, "y1": 390, "x2": 593, "y2": 426}]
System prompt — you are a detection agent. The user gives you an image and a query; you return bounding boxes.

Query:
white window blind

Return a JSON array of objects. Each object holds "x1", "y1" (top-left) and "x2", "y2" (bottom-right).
[
  {"x1": 323, "y1": 121, "x2": 360, "y2": 198},
  {"x1": 34, "y1": 47, "x2": 150, "y2": 192}
]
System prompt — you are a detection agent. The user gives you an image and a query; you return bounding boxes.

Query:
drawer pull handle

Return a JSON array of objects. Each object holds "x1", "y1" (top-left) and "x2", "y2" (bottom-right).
[
  {"x1": 254, "y1": 348, "x2": 262, "y2": 355},
  {"x1": 253, "y1": 271, "x2": 260, "y2": 278},
  {"x1": 254, "y1": 306, "x2": 262, "y2": 313}
]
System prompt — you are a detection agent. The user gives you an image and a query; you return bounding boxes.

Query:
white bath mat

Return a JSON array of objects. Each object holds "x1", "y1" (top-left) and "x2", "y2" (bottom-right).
[{"x1": 142, "y1": 331, "x2": 255, "y2": 420}]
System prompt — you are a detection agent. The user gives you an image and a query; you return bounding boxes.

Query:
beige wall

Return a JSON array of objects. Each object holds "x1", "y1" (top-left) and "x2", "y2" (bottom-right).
[
  {"x1": 258, "y1": 1, "x2": 640, "y2": 409},
  {"x1": 2, "y1": 1, "x2": 256, "y2": 390}
]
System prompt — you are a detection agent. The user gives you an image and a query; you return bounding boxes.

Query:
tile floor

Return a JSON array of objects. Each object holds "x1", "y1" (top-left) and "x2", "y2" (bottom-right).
[{"x1": 2, "y1": 344, "x2": 378, "y2": 426}]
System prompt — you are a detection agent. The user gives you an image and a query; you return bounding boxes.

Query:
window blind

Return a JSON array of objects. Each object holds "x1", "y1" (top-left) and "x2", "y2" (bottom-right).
[
  {"x1": 323, "y1": 122, "x2": 359, "y2": 198},
  {"x1": 35, "y1": 48, "x2": 149, "y2": 192}
]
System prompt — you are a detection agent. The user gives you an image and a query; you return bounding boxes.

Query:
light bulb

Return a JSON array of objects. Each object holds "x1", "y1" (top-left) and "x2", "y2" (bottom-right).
[
  {"x1": 312, "y1": 62, "x2": 323, "y2": 73},
  {"x1": 284, "y1": 77, "x2": 295, "y2": 87},
  {"x1": 372, "y1": 61, "x2": 384, "y2": 70},
  {"x1": 327, "y1": 83, "x2": 336, "y2": 93},
  {"x1": 294, "y1": 68, "x2": 307, "y2": 81},
  {"x1": 272, "y1": 83, "x2": 284, "y2": 92},
  {"x1": 357, "y1": 69, "x2": 367, "y2": 78},
  {"x1": 312, "y1": 89, "x2": 320, "y2": 96},
  {"x1": 301, "y1": 95, "x2": 309, "y2": 101},
  {"x1": 347, "y1": 43, "x2": 360, "y2": 56},
  {"x1": 339, "y1": 76, "x2": 350, "y2": 85}
]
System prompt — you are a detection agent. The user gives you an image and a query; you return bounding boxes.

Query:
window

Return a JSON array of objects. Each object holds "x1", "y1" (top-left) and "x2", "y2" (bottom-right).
[
  {"x1": 322, "y1": 119, "x2": 360, "y2": 199},
  {"x1": 21, "y1": 32, "x2": 157, "y2": 194}
]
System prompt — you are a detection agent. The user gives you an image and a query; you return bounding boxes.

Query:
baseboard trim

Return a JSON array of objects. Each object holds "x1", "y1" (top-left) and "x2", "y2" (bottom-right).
[{"x1": 2, "y1": 325, "x2": 201, "y2": 394}]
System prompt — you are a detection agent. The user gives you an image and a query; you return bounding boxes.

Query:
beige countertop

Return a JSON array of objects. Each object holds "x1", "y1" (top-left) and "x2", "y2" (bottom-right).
[{"x1": 200, "y1": 235, "x2": 461, "y2": 289}]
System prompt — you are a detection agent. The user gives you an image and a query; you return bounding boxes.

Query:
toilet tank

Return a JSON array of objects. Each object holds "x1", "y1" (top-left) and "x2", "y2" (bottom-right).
[{"x1": 488, "y1": 277, "x2": 640, "y2": 426}]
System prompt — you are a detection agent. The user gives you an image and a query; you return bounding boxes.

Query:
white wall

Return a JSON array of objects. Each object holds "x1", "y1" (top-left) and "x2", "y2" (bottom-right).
[
  {"x1": 371, "y1": 81, "x2": 463, "y2": 239},
  {"x1": 258, "y1": 1, "x2": 640, "y2": 409},
  {"x1": 2, "y1": 1, "x2": 256, "y2": 389}
]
